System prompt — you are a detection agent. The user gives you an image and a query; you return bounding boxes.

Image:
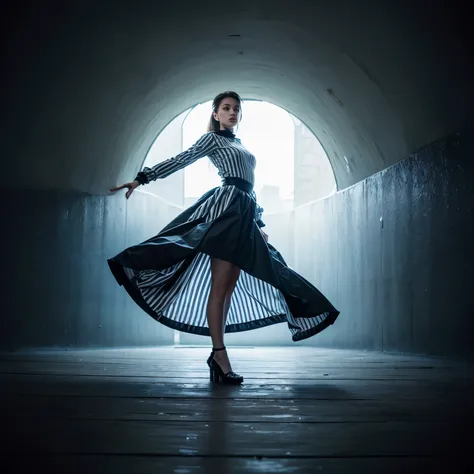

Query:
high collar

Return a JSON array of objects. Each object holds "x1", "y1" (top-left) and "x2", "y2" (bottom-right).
[{"x1": 215, "y1": 129, "x2": 236, "y2": 139}]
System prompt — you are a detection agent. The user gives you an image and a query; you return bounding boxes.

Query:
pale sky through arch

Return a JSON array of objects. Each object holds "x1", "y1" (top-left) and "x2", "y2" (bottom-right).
[{"x1": 182, "y1": 100, "x2": 295, "y2": 200}]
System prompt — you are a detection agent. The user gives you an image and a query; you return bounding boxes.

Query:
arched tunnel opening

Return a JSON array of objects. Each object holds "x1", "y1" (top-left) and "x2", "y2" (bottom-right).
[
  {"x1": 144, "y1": 98, "x2": 336, "y2": 210},
  {"x1": 140, "y1": 98, "x2": 337, "y2": 347},
  {"x1": 1, "y1": 1, "x2": 473, "y2": 472}
]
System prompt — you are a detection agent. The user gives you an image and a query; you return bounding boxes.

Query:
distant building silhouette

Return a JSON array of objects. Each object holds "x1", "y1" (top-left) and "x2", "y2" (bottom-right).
[
  {"x1": 143, "y1": 104, "x2": 336, "y2": 211},
  {"x1": 293, "y1": 117, "x2": 336, "y2": 206}
]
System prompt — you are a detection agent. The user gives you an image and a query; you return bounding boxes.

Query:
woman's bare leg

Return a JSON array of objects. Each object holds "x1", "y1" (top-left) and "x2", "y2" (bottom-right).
[
  {"x1": 223, "y1": 265, "x2": 240, "y2": 330},
  {"x1": 207, "y1": 257, "x2": 240, "y2": 374}
]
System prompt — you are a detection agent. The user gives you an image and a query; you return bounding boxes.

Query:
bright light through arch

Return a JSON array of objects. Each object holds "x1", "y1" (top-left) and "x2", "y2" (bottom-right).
[
  {"x1": 182, "y1": 100, "x2": 295, "y2": 203},
  {"x1": 142, "y1": 99, "x2": 336, "y2": 211}
]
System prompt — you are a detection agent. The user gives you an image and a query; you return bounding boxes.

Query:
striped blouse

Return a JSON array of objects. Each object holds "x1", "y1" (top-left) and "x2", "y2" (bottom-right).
[{"x1": 135, "y1": 131, "x2": 265, "y2": 227}]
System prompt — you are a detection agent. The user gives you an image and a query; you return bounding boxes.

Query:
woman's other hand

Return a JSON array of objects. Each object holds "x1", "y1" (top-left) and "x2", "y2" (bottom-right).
[{"x1": 110, "y1": 180, "x2": 139, "y2": 199}]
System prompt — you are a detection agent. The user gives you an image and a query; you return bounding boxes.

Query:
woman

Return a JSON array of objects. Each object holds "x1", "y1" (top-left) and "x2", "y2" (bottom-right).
[{"x1": 108, "y1": 91, "x2": 339, "y2": 385}]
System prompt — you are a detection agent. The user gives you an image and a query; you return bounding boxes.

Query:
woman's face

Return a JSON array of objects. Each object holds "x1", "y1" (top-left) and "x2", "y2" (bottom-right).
[{"x1": 214, "y1": 97, "x2": 241, "y2": 130}]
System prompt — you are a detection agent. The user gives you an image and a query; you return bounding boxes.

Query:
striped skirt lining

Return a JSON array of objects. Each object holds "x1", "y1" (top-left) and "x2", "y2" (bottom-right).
[{"x1": 121, "y1": 184, "x2": 333, "y2": 341}]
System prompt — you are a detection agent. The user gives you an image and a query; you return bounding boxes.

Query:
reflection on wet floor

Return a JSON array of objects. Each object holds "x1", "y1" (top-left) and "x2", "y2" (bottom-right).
[{"x1": 1, "y1": 346, "x2": 473, "y2": 473}]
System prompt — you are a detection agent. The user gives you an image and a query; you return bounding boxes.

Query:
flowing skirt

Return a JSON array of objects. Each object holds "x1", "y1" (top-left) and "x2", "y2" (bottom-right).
[{"x1": 107, "y1": 182, "x2": 339, "y2": 341}]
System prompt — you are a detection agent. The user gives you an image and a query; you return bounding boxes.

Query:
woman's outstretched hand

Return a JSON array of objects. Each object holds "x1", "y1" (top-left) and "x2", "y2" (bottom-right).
[{"x1": 110, "y1": 180, "x2": 139, "y2": 199}]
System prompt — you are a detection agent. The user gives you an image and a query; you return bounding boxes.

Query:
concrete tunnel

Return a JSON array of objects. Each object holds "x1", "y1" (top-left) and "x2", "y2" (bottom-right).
[
  {"x1": 1, "y1": 1, "x2": 474, "y2": 471},
  {"x1": 2, "y1": 0, "x2": 473, "y2": 355}
]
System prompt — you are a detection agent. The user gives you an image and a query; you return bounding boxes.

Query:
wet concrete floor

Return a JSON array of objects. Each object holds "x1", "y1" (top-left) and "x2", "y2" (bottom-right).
[{"x1": 1, "y1": 346, "x2": 473, "y2": 473}]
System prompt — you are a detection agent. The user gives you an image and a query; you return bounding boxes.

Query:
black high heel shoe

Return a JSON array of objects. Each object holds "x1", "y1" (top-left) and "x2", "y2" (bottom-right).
[{"x1": 207, "y1": 346, "x2": 243, "y2": 384}]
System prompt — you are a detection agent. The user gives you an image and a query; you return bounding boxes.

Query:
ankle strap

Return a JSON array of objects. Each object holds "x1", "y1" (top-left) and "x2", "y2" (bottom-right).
[{"x1": 212, "y1": 346, "x2": 226, "y2": 352}]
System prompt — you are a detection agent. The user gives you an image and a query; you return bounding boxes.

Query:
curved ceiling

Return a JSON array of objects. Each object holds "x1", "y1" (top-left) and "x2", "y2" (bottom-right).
[{"x1": 2, "y1": 1, "x2": 472, "y2": 195}]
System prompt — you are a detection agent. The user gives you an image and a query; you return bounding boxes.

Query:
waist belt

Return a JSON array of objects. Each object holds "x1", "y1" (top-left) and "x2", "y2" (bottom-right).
[{"x1": 222, "y1": 177, "x2": 254, "y2": 193}]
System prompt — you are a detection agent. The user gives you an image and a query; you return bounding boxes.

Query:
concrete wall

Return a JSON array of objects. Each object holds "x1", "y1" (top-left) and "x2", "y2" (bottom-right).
[
  {"x1": 294, "y1": 127, "x2": 474, "y2": 357},
  {"x1": 2, "y1": 127, "x2": 473, "y2": 356},
  {"x1": 2, "y1": 189, "x2": 180, "y2": 350},
  {"x1": 2, "y1": 2, "x2": 472, "y2": 195},
  {"x1": 1, "y1": 2, "x2": 473, "y2": 356}
]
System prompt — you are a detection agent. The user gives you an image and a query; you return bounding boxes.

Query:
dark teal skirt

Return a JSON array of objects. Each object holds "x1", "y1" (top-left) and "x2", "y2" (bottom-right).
[{"x1": 108, "y1": 179, "x2": 339, "y2": 341}]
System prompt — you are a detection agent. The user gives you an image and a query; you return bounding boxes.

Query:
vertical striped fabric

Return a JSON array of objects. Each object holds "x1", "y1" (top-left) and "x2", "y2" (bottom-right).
[
  {"x1": 121, "y1": 184, "x2": 333, "y2": 341},
  {"x1": 136, "y1": 132, "x2": 265, "y2": 224},
  {"x1": 113, "y1": 130, "x2": 338, "y2": 341},
  {"x1": 138, "y1": 132, "x2": 256, "y2": 185}
]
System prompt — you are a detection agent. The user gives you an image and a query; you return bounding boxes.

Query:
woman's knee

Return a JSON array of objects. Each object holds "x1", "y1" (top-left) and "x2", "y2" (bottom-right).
[
  {"x1": 229, "y1": 265, "x2": 241, "y2": 290},
  {"x1": 210, "y1": 258, "x2": 235, "y2": 298}
]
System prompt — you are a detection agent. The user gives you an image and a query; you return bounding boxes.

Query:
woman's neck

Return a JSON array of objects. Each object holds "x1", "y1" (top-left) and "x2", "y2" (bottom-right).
[{"x1": 215, "y1": 128, "x2": 236, "y2": 139}]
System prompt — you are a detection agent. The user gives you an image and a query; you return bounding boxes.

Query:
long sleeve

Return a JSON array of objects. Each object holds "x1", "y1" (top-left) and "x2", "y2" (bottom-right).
[{"x1": 135, "y1": 132, "x2": 217, "y2": 185}]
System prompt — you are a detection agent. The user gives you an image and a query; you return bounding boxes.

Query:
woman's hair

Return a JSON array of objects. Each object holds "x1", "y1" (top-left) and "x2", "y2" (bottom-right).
[{"x1": 207, "y1": 91, "x2": 243, "y2": 132}]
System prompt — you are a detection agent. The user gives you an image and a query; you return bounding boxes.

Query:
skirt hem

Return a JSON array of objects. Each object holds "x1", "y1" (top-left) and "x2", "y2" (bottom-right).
[
  {"x1": 107, "y1": 184, "x2": 340, "y2": 342},
  {"x1": 108, "y1": 256, "x2": 339, "y2": 342}
]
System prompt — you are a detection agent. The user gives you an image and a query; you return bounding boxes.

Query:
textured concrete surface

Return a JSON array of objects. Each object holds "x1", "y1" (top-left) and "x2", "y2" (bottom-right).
[
  {"x1": 2, "y1": 189, "x2": 179, "y2": 349},
  {"x1": 295, "y1": 127, "x2": 474, "y2": 357},
  {"x1": 3, "y1": 128, "x2": 472, "y2": 355},
  {"x1": 2, "y1": 1, "x2": 472, "y2": 194},
  {"x1": 1, "y1": 1, "x2": 473, "y2": 355},
  {"x1": 2, "y1": 347, "x2": 473, "y2": 473}
]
